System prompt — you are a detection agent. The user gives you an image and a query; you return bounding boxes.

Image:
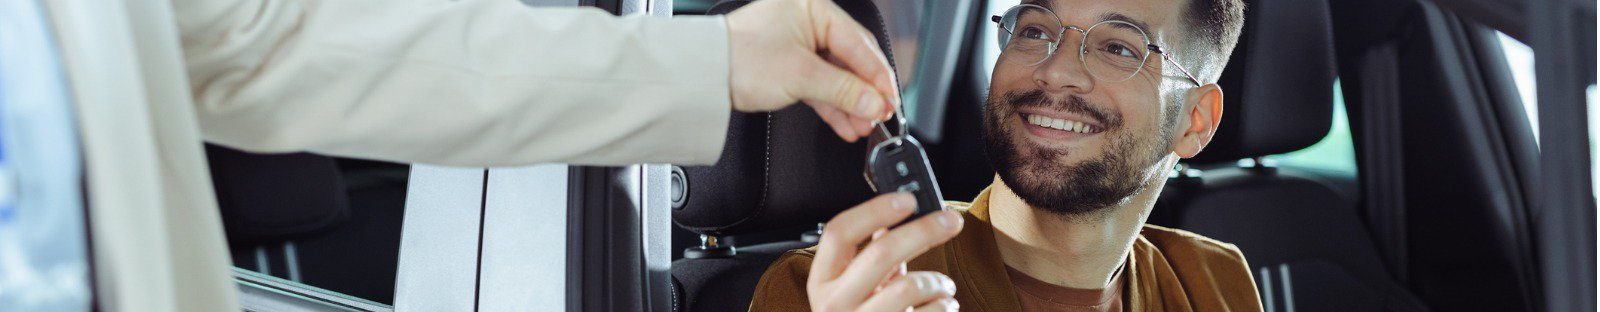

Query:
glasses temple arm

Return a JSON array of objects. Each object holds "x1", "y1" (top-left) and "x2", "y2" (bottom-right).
[
  {"x1": 1165, "y1": 56, "x2": 1203, "y2": 86},
  {"x1": 1149, "y1": 45, "x2": 1204, "y2": 86}
]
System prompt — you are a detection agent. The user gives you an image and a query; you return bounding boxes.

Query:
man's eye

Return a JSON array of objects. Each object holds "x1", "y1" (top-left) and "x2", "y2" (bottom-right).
[
  {"x1": 1019, "y1": 26, "x2": 1050, "y2": 40},
  {"x1": 1101, "y1": 42, "x2": 1139, "y2": 58}
]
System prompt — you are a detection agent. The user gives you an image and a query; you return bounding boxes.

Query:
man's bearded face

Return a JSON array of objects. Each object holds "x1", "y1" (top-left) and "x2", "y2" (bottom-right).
[{"x1": 982, "y1": 88, "x2": 1175, "y2": 216}]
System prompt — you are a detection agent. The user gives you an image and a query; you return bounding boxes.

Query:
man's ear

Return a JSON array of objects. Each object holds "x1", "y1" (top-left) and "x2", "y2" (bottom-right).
[{"x1": 1173, "y1": 84, "x2": 1224, "y2": 158}]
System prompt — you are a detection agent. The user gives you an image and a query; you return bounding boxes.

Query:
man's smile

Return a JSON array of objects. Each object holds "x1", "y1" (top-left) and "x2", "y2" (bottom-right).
[{"x1": 1016, "y1": 107, "x2": 1107, "y2": 146}]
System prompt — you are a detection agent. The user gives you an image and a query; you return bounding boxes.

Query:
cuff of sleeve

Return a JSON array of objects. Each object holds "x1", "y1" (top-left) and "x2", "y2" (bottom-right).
[{"x1": 648, "y1": 15, "x2": 732, "y2": 165}]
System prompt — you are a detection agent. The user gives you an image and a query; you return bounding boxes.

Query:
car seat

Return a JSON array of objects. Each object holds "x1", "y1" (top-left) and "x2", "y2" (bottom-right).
[
  {"x1": 668, "y1": 1, "x2": 898, "y2": 310},
  {"x1": 1152, "y1": 0, "x2": 1430, "y2": 310}
]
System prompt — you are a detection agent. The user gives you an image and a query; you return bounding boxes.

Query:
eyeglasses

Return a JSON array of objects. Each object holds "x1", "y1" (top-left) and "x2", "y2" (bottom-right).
[{"x1": 991, "y1": 4, "x2": 1201, "y2": 86}]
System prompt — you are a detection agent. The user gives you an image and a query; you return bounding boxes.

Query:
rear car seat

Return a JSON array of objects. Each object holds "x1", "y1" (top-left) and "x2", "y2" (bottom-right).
[
  {"x1": 211, "y1": 144, "x2": 409, "y2": 304},
  {"x1": 207, "y1": 144, "x2": 350, "y2": 245},
  {"x1": 669, "y1": 1, "x2": 896, "y2": 310}
]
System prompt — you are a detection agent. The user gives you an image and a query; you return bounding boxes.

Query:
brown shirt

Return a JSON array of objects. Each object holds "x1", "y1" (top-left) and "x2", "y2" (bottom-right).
[
  {"x1": 748, "y1": 187, "x2": 1264, "y2": 311},
  {"x1": 1006, "y1": 264, "x2": 1124, "y2": 312}
]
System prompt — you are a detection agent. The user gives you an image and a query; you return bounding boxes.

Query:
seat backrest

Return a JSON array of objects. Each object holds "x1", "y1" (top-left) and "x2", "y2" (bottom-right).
[
  {"x1": 1160, "y1": 0, "x2": 1426, "y2": 310},
  {"x1": 669, "y1": 0, "x2": 898, "y2": 310}
]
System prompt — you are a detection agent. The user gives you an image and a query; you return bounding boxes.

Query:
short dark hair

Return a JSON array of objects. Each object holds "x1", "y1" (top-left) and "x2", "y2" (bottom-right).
[{"x1": 1182, "y1": 0, "x2": 1246, "y2": 80}]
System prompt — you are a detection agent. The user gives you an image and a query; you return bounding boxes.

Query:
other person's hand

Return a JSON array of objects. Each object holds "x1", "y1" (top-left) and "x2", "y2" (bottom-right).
[
  {"x1": 726, "y1": 0, "x2": 900, "y2": 143},
  {"x1": 807, "y1": 193, "x2": 965, "y2": 311}
]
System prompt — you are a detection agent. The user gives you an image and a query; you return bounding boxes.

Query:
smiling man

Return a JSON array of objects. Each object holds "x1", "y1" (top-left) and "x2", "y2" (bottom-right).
[{"x1": 747, "y1": 0, "x2": 1257, "y2": 310}]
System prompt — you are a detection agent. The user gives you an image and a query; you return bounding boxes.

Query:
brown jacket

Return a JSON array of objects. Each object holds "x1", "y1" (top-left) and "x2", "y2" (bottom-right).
[{"x1": 748, "y1": 188, "x2": 1264, "y2": 311}]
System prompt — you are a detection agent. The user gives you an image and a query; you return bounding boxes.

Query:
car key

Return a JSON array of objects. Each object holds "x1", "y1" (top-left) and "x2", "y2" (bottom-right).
[{"x1": 863, "y1": 105, "x2": 945, "y2": 227}]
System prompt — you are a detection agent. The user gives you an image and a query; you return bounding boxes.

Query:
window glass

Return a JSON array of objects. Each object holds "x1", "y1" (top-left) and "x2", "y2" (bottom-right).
[
  {"x1": 1497, "y1": 31, "x2": 1540, "y2": 143},
  {"x1": 224, "y1": 157, "x2": 410, "y2": 305},
  {"x1": 978, "y1": 0, "x2": 1018, "y2": 86},
  {"x1": 1590, "y1": 84, "x2": 1598, "y2": 208},
  {"x1": 871, "y1": 0, "x2": 923, "y2": 90},
  {"x1": 1271, "y1": 80, "x2": 1356, "y2": 173}
]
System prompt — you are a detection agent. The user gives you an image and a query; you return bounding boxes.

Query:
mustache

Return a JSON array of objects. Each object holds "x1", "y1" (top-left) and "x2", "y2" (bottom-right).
[{"x1": 1001, "y1": 90, "x2": 1123, "y2": 130}]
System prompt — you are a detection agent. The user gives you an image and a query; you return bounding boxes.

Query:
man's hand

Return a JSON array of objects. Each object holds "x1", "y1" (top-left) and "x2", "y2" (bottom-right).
[
  {"x1": 726, "y1": 0, "x2": 900, "y2": 143},
  {"x1": 808, "y1": 193, "x2": 965, "y2": 311}
]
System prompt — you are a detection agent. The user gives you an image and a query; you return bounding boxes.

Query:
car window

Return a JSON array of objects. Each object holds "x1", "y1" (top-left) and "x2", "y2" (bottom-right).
[
  {"x1": 1591, "y1": 83, "x2": 1599, "y2": 204},
  {"x1": 1272, "y1": 80, "x2": 1356, "y2": 173},
  {"x1": 872, "y1": 0, "x2": 923, "y2": 90},
  {"x1": 1591, "y1": 85, "x2": 1598, "y2": 202},
  {"x1": 1496, "y1": 30, "x2": 1600, "y2": 206},
  {"x1": 1497, "y1": 31, "x2": 1540, "y2": 143}
]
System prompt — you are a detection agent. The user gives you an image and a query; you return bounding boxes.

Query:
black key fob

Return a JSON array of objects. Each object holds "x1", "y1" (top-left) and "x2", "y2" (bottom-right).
[{"x1": 865, "y1": 135, "x2": 946, "y2": 227}]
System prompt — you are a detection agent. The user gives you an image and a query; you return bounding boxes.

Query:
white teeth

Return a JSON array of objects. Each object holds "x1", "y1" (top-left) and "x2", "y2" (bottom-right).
[{"x1": 1026, "y1": 114, "x2": 1094, "y2": 134}]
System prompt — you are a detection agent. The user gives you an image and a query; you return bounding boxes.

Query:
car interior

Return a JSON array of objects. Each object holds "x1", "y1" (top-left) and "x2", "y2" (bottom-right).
[
  {"x1": 16, "y1": 0, "x2": 1584, "y2": 311},
  {"x1": 668, "y1": 0, "x2": 1593, "y2": 311}
]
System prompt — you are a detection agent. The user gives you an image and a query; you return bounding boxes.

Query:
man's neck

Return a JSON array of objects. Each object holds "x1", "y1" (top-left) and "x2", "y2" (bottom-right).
[{"x1": 986, "y1": 175, "x2": 1162, "y2": 289}]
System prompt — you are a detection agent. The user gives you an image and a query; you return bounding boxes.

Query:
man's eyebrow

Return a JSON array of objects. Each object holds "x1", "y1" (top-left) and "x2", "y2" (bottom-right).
[
  {"x1": 1100, "y1": 12, "x2": 1153, "y2": 34},
  {"x1": 1016, "y1": 2, "x2": 1154, "y2": 33}
]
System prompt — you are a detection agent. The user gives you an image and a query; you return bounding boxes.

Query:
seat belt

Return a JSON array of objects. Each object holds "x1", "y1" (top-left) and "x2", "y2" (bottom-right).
[
  {"x1": 1525, "y1": 0, "x2": 1597, "y2": 309},
  {"x1": 1354, "y1": 42, "x2": 1410, "y2": 283}
]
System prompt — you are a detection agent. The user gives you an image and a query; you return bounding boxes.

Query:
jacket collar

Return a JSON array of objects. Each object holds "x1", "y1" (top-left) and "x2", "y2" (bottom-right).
[{"x1": 924, "y1": 186, "x2": 1147, "y2": 311}]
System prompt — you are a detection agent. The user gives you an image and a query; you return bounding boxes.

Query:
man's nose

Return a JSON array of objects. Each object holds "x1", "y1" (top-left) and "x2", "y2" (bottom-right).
[{"x1": 1032, "y1": 42, "x2": 1095, "y2": 95}]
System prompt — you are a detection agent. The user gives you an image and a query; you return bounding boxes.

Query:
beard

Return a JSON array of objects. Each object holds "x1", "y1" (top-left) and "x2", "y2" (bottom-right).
[{"x1": 980, "y1": 89, "x2": 1171, "y2": 218}]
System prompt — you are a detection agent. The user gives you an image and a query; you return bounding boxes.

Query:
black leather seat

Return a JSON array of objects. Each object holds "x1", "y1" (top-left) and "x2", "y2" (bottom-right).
[
  {"x1": 1152, "y1": 0, "x2": 1428, "y2": 310},
  {"x1": 669, "y1": 1, "x2": 896, "y2": 310},
  {"x1": 210, "y1": 144, "x2": 411, "y2": 303}
]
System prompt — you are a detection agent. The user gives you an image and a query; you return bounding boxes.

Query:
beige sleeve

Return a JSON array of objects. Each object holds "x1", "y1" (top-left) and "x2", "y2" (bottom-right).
[{"x1": 174, "y1": 0, "x2": 731, "y2": 167}]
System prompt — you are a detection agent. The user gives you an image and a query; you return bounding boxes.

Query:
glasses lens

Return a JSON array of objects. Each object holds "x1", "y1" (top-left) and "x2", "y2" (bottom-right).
[
  {"x1": 1083, "y1": 21, "x2": 1151, "y2": 82},
  {"x1": 1000, "y1": 5, "x2": 1061, "y2": 65}
]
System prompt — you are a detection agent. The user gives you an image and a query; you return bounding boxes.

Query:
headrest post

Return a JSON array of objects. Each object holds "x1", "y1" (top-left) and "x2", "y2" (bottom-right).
[
  {"x1": 1171, "y1": 163, "x2": 1203, "y2": 179},
  {"x1": 701, "y1": 234, "x2": 721, "y2": 247},
  {"x1": 683, "y1": 234, "x2": 736, "y2": 259},
  {"x1": 801, "y1": 223, "x2": 824, "y2": 244},
  {"x1": 1238, "y1": 157, "x2": 1279, "y2": 174}
]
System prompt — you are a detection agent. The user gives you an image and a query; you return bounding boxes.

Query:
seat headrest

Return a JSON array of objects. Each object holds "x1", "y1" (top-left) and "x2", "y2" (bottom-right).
[
  {"x1": 673, "y1": 0, "x2": 896, "y2": 236},
  {"x1": 206, "y1": 144, "x2": 350, "y2": 244},
  {"x1": 1187, "y1": 0, "x2": 1337, "y2": 164}
]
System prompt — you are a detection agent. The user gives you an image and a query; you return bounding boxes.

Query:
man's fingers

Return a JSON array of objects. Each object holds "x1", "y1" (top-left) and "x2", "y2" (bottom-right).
[
  {"x1": 794, "y1": 56, "x2": 890, "y2": 123},
  {"x1": 811, "y1": 103, "x2": 863, "y2": 142},
  {"x1": 804, "y1": 0, "x2": 898, "y2": 120},
  {"x1": 814, "y1": 0, "x2": 900, "y2": 115},
  {"x1": 821, "y1": 50, "x2": 898, "y2": 122},
  {"x1": 872, "y1": 261, "x2": 907, "y2": 294},
  {"x1": 809, "y1": 102, "x2": 877, "y2": 142},
  {"x1": 811, "y1": 193, "x2": 917, "y2": 283},
  {"x1": 857, "y1": 272, "x2": 956, "y2": 312},
  {"x1": 851, "y1": 115, "x2": 875, "y2": 137},
  {"x1": 913, "y1": 297, "x2": 961, "y2": 312},
  {"x1": 832, "y1": 210, "x2": 963, "y2": 300}
]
